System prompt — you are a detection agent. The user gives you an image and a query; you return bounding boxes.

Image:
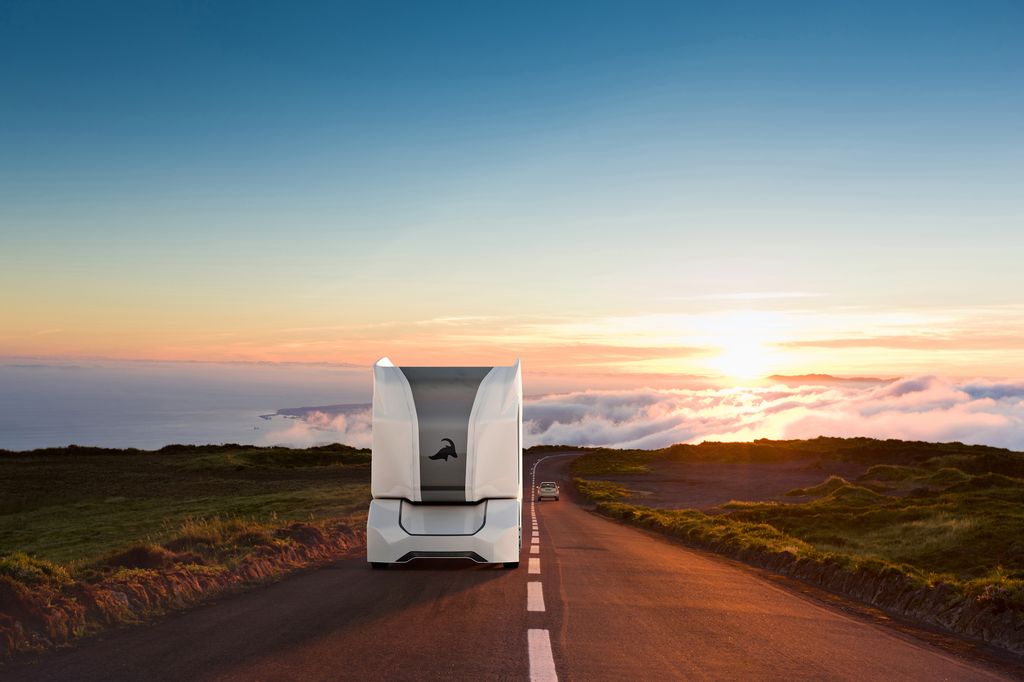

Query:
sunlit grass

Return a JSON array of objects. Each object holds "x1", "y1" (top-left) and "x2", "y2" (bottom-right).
[
  {"x1": 0, "y1": 444, "x2": 370, "y2": 565},
  {"x1": 572, "y1": 478, "x2": 629, "y2": 503}
]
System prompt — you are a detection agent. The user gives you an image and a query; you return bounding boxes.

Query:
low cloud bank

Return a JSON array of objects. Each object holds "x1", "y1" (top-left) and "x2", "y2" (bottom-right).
[
  {"x1": 267, "y1": 376, "x2": 1024, "y2": 451},
  {"x1": 265, "y1": 404, "x2": 372, "y2": 448}
]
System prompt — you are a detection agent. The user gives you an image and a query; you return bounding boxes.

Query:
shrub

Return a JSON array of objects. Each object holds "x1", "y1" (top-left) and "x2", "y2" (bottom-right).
[
  {"x1": 0, "y1": 553, "x2": 71, "y2": 587},
  {"x1": 920, "y1": 467, "x2": 970, "y2": 487},
  {"x1": 574, "y1": 478, "x2": 629, "y2": 503},
  {"x1": 106, "y1": 544, "x2": 177, "y2": 570},
  {"x1": 786, "y1": 475, "x2": 850, "y2": 497},
  {"x1": 947, "y1": 473, "x2": 1023, "y2": 492},
  {"x1": 861, "y1": 464, "x2": 927, "y2": 482}
]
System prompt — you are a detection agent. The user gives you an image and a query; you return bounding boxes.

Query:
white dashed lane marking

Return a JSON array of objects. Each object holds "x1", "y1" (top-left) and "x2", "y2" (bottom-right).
[
  {"x1": 527, "y1": 581, "x2": 545, "y2": 612},
  {"x1": 528, "y1": 629, "x2": 557, "y2": 682},
  {"x1": 525, "y1": 454, "x2": 578, "y2": 682}
]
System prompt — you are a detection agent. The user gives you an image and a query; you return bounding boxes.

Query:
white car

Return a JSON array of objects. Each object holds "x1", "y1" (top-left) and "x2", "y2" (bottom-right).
[{"x1": 537, "y1": 481, "x2": 560, "y2": 501}]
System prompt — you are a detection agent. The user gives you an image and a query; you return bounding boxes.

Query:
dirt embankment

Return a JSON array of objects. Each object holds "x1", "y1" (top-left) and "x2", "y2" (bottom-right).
[{"x1": 0, "y1": 522, "x2": 364, "y2": 661}]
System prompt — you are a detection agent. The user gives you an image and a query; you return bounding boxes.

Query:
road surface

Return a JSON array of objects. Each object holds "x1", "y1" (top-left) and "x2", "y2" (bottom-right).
[{"x1": 5, "y1": 453, "x2": 1016, "y2": 681}]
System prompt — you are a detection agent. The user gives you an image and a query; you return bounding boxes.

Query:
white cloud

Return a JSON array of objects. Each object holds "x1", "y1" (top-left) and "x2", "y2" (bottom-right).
[
  {"x1": 264, "y1": 407, "x2": 372, "y2": 448},
  {"x1": 267, "y1": 376, "x2": 1024, "y2": 451}
]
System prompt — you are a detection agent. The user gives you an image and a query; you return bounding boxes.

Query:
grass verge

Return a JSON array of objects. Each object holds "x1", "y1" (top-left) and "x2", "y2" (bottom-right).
[
  {"x1": 0, "y1": 444, "x2": 370, "y2": 661},
  {"x1": 572, "y1": 478, "x2": 630, "y2": 503}
]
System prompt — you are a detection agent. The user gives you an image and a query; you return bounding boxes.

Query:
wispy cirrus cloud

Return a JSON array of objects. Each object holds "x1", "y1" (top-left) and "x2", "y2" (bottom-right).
[
  {"x1": 661, "y1": 291, "x2": 827, "y2": 301},
  {"x1": 781, "y1": 333, "x2": 1024, "y2": 351}
]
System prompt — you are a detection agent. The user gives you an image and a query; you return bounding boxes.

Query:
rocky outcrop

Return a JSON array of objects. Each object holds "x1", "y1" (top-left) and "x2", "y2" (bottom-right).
[{"x1": 0, "y1": 522, "x2": 364, "y2": 661}]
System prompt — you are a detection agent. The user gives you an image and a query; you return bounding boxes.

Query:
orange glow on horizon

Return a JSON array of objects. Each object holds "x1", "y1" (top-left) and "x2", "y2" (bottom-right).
[{"x1": 3, "y1": 305, "x2": 1024, "y2": 380}]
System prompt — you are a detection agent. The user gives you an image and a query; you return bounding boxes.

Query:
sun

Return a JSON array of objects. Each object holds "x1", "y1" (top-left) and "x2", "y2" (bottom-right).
[
  {"x1": 689, "y1": 310, "x2": 788, "y2": 380},
  {"x1": 708, "y1": 339, "x2": 774, "y2": 380}
]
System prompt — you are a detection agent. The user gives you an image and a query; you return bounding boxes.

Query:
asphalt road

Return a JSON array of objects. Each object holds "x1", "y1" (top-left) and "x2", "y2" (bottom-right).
[{"x1": 5, "y1": 453, "x2": 1016, "y2": 681}]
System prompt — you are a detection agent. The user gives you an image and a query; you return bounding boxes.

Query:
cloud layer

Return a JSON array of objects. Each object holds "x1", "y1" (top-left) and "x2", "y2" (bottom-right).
[
  {"x1": 266, "y1": 376, "x2": 1024, "y2": 451},
  {"x1": 266, "y1": 405, "x2": 373, "y2": 449}
]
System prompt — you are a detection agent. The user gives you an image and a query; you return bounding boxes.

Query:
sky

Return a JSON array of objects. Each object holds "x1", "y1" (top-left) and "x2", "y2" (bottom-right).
[{"x1": 2, "y1": 1, "x2": 1023, "y2": 384}]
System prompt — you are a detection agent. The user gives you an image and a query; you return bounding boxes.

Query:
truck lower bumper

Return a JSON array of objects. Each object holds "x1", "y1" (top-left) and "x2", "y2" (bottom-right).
[{"x1": 367, "y1": 498, "x2": 521, "y2": 564}]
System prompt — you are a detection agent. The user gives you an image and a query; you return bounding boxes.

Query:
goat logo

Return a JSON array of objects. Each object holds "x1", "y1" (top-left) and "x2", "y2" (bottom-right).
[{"x1": 429, "y1": 438, "x2": 458, "y2": 461}]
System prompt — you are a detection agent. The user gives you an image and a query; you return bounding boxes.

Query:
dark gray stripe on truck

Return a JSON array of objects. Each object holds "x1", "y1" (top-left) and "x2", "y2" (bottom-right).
[{"x1": 399, "y1": 366, "x2": 492, "y2": 503}]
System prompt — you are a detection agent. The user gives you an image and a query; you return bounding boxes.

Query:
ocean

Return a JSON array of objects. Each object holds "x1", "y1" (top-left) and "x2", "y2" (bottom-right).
[{"x1": 0, "y1": 360, "x2": 372, "y2": 451}]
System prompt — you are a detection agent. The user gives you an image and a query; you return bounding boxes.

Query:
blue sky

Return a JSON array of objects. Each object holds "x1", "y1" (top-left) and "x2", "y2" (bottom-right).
[{"x1": 1, "y1": 1, "x2": 1022, "y2": 377}]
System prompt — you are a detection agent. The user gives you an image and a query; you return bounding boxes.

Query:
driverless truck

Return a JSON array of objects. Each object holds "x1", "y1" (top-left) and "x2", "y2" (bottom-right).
[{"x1": 366, "y1": 358, "x2": 523, "y2": 568}]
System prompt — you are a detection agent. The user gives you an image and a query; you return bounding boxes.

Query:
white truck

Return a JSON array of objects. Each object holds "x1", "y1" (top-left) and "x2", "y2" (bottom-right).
[{"x1": 366, "y1": 357, "x2": 523, "y2": 569}]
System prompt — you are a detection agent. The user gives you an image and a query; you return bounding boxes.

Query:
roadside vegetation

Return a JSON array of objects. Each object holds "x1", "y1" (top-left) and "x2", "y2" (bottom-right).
[
  {"x1": 568, "y1": 447, "x2": 660, "y2": 475},
  {"x1": 572, "y1": 478, "x2": 630, "y2": 503},
  {"x1": 571, "y1": 437, "x2": 1024, "y2": 654},
  {"x1": 0, "y1": 444, "x2": 371, "y2": 659},
  {"x1": 0, "y1": 443, "x2": 370, "y2": 563}
]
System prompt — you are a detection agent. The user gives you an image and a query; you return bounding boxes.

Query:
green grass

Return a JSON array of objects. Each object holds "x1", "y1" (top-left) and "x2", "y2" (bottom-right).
[
  {"x1": 0, "y1": 444, "x2": 370, "y2": 566},
  {"x1": 91, "y1": 516, "x2": 335, "y2": 576},
  {"x1": 725, "y1": 484, "x2": 1024, "y2": 579},
  {"x1": 0, "y1": 553, "x2": 73, "y2": 587},
  {"x1": 572, "y1": 478, "x2": 629, "y2": 503},
  {"x1": 785, "y1": 475, "x2": 852, "y2": 496},
  {"x1": 569, "y1": 448, "x2": 661, "y2": 476},
  {"x1": 860, "y1": 464, "x2": 928, "y2": 481}
]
